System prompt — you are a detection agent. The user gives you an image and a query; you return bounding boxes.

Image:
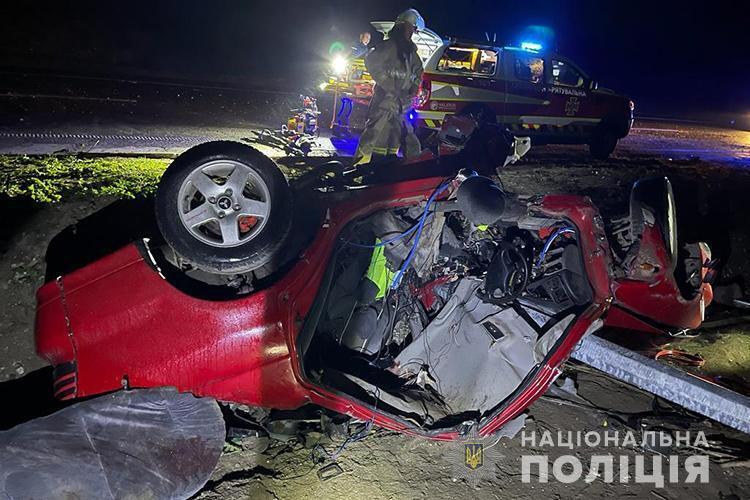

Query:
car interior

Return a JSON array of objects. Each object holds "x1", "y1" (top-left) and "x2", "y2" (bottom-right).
[{"x1": 299, "y1": 179, "x2": 595, "y2": 429}]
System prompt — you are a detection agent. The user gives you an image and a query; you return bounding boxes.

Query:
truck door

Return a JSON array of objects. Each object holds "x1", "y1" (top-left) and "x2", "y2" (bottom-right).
[
  {"x1": 501, "y1": 49, "x2": 549, "y2": 136},
  {"x1": 544, "y1": 57, "x2": 598, "y2": 135}
]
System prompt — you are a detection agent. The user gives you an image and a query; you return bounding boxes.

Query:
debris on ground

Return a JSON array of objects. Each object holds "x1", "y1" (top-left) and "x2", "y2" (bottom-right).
[{"x1": 195, "y1": 371, "x2": 750, "y2": 499}]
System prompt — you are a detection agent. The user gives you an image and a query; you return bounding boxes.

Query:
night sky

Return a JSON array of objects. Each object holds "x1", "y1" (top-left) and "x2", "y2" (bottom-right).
[{"x1": 1, "y1": 0, "x2": 748, "y2": 120}]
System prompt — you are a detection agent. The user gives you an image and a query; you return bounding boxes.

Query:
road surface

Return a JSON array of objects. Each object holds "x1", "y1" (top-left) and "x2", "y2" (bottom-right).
[
  {"x1": 1, "y1": 70, "x2": 749, "y2": 164},
  {"x1": 619, "y1": 121, "x2": 750, "y2": 166}
]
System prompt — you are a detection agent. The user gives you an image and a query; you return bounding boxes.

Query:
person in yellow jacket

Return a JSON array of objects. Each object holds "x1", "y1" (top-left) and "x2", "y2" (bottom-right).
[{"x1": 353, "y1": 9, "x2": 425, "y2": 165}]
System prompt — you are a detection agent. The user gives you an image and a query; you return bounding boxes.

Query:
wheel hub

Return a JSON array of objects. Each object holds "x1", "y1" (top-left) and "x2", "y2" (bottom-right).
[{"x1": 216, "y1": 196, "x2": 233, "y2": 210}]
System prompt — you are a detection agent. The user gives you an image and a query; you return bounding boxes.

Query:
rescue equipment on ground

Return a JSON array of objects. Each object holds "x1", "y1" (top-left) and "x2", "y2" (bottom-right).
[{"x1": 246, "y1": 95, "x2": 320, "y2": 156}]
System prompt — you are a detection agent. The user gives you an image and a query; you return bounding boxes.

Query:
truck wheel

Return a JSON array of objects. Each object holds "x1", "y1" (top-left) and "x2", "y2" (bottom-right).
[
  {"x1": 155, "y1": 141, "x2": 293, "y2": 274},
  {"x1": 589, "y1": 131, "x2": 618, "y2": 159}
]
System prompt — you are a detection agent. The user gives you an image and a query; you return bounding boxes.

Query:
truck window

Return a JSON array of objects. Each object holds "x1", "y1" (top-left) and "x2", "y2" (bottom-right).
[
  {"x1": 550, "y1": 59, "x2": 584, "y2": 87},
  {"x1": 514, "y1": 54, "x2": 544, "y2": 84},
  {"x1": 437, "y1": 47, "x2": 498, "y2": 76}
]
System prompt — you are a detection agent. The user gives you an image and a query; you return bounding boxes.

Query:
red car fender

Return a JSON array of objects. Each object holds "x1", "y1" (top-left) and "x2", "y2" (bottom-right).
[
  {"x1": 37, "y1": 243, "x2": 312, "y2": 407},
  {"x1": 609, "y1": 224, "x2": 713, "y2": 332}
]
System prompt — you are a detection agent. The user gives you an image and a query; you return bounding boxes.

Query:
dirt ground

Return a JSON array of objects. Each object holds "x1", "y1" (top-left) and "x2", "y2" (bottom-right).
[
  {"x1": 1, "y1": 146, "x2": 749, "y2": 497},
  {"x1": 197, "y1": 370, "x2": 750, "y2": 499}
]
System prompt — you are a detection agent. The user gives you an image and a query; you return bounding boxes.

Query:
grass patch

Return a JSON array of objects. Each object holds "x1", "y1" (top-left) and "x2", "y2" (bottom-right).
[
  {"x1": 0, "y1": 155, "x2": 170, "y2": 202},
  {"x1": 671, "y1": 328, "x2": 750, "y2": 385}
]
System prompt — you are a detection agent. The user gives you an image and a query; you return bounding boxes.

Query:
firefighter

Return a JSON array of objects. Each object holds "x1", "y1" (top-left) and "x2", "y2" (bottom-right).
[
  {"x1": 351, "y1": 31, "x2": 372, "y2": 58},
  {"x1": 353, "y1": 8, "x2": 425, "y2": 166}
]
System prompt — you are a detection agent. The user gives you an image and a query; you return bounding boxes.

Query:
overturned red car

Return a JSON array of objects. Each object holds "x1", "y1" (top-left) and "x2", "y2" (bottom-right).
[{"x1": 35, "y1": 123, "x2": 713, "y2": 440}]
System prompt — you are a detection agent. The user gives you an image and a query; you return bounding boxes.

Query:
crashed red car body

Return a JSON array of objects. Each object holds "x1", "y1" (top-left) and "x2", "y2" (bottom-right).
[{"x1": 35, "y1": 154, "x2": 712, "y2": 439}]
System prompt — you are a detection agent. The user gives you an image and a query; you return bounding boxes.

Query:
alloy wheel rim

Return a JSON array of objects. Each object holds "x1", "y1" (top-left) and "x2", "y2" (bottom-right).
[{"x1": 177, "y1": 159, "x2": 271, "y2": 248}]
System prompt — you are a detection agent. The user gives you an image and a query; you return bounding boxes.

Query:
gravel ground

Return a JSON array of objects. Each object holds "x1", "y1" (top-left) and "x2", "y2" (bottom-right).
[{"x1": 0, "y1": 197, "x2": 111, "y2": 380}]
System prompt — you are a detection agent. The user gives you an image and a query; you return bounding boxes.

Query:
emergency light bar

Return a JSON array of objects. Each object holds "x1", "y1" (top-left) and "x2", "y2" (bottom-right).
[{"x1": 520, "y1": 41, "x2": 542, "y2": 52}]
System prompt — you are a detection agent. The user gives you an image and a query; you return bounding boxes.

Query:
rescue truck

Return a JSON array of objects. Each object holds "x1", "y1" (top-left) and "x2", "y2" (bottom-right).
[
  {"x1": 414, "y1": 40, "x2": 634, "y2": 158},
  {"x1": 322, "y1": 24, "x2": 632, "y2": 158}
]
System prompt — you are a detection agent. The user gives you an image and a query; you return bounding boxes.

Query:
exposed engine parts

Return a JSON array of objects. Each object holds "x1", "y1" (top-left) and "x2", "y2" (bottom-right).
[
  {"x1": 324, "y1": 179, "x2": 594, "y2": 359},
  {"x1": 307, "y1": 190, "x2": 594, "y2": 427}
]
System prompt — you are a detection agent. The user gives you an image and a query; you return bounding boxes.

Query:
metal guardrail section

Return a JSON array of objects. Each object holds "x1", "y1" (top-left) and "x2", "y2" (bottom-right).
[{"x1": 571, "y1": 335, "x2": 750, "y2": 435}]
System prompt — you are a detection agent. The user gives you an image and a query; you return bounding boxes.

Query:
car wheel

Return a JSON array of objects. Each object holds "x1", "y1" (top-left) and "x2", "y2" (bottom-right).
[
  {"x1": 589, "y1": 131, "x2": 618, "y2": 159},
  {"x1": 154, "y1": 141, "x2": 293, "y2": 274}
]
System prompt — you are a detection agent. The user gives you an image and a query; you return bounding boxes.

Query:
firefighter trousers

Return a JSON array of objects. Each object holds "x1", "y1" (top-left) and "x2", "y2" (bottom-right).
[{"x1": 353, "y1": 95, "x2": 420, "y2": 166}]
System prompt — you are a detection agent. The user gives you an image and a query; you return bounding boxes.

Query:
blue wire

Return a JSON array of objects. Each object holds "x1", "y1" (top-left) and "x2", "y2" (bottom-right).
[
  {"x1": 535, "y1": 227, "x2": 575, "y2": 269},
  {"x1": 340, "y1": 179, "x2": 450, "y2": 288},
  {"x1": 343, "y1": 222, "x2": 421, "y2": 249},
  {"x1": 390, "y1": 182, "x2": 451, "y2": 289}
]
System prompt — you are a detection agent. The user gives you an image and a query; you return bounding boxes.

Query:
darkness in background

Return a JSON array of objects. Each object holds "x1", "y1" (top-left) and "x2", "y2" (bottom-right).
[{"x1": 0, "y1": 0, "x2": 747, "y2": 119}]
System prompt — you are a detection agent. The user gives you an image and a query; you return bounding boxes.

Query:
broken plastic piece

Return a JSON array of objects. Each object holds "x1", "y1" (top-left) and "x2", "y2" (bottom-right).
[{"x1": 317, "y1": 462, "x2": 344, "y2": 481}]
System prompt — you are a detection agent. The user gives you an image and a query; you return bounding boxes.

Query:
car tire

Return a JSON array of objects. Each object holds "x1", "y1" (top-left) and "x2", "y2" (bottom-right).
[
  {"x1": 629, "y1": 176, "x2": 678, "y2": 273},
  {"x1": 154, "y1": 141, "x2": 293, "y2": 275},
  {"x1": 589, "y1": 131, "x2": 618, "y2": 159}
]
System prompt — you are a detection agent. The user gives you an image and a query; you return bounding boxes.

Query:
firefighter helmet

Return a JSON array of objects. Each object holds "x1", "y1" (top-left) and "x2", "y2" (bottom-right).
[{"x1": 395, "y1": 8, "x2": 425, "y2": 32}]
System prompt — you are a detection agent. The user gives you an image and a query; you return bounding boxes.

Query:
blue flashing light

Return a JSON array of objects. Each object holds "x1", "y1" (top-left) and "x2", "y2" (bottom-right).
[
  {"x1": 521, "y1": 41, "x2": 543, "y2": 52},
  {"x1": 406, "y1": 109, "x2": 418, "y2": 123}
]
